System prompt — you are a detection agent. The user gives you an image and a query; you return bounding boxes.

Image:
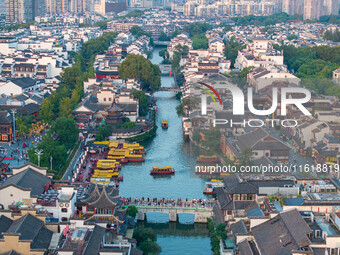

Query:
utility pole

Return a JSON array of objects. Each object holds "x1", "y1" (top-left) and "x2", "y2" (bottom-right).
[
  {"x1": 35, "y1": 149, "x2": 43, "y2": 167},
  {"x1": 10, "y1": 109, "x2": 17, "y2": 142}
]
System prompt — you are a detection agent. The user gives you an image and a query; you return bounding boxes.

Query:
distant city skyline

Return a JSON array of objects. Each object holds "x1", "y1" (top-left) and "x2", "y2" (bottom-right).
[{"x1": 3, "y1": 0, "x2": 340, "y2": 24}]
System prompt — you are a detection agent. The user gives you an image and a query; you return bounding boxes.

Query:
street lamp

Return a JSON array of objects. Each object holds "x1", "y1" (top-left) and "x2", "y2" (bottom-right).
[
  {"x1": 10, "y1": 109, "x2": 17, "y2": 142},
  {"x1": 35, "y1": 149, "x2": 43, "y2": 167},
  {"x1": 50, "y1": 156, "x2": 53, "y2": 170}
]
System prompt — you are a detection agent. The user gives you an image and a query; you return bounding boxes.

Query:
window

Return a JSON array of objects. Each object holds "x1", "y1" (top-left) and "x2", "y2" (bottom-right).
[
  {"x1": 61, "y1": 208, "x2": 68, "y2": 213},
  {"x1": 233, "y1": 194, "x2": 240, "y2": 200},
  {"x1": 104, "y1": 98, "x2": 106, "y2": 101},
  {"x1": 62, "y1": 217, "x2": 68, "y2": 222},
  {"x1": 315, "y1": 230, "x2": 320, "y2": 238},
  {"x1": 242, "y1": 194, "x2": 248, "y2": 200},
  {"x1": 109, "y1": 98, "x2": 112, "y2": 101}
]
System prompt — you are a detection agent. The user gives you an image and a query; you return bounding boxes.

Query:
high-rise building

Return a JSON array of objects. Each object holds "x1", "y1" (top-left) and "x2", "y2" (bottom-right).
[
  {"x1": 304, "y1": 0, "x2": 338, "y2": 19},
  {"x1": 68, "y1": 0, "x2": 85, "y2": 13},
  {"x1": 282, "y1": 0, "x2": 304, "y2": 15},
  {"x1": 46, "y1": 0, "x2": 67, "y2": 13},
  {"x1": 324, "y1": 0, "x2": 339, "y2": 16},
  {"x1": 6, "y1": 0, "x2": 34, "y2": 23},
  {"x1": 0, "y1": 0, "x2": 6, "y2": 17},
  {"x1": 304, "y1": 0, "x2": 319, "y2": 19}
]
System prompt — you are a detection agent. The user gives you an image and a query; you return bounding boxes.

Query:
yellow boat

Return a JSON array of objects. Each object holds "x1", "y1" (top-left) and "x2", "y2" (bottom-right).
[
  {"x1": 162, "y1": 120, "x2": 168, "y2": 129},
  {"x1": 211, "y1": 179, "x2": 223, "y2": 182}
]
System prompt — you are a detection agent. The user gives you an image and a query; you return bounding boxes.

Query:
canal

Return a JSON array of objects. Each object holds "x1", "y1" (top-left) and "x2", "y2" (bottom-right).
[{"x1": 119, "y1": 47, "x2": 212, "y2": 254}]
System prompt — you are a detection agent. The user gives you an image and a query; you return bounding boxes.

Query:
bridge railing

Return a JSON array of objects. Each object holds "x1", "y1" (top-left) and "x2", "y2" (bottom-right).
[{"x1": 134, "y1": 205, "x2": 214, "y2": 211}]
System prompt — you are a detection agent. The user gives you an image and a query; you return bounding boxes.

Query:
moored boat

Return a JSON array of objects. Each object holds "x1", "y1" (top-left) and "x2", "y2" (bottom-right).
[
  {"x1": 125, "y1": 154, "x2": 145, "y2": 162},
  {"x1": 197, "y1": 155, "x2": 219, "y2": 163},
  {"x1": 203, "y1": 181, "x2": 224, "y2": 195},
  {"x1": 150, "y1": 166, "x2": 175, "y2": 175}
]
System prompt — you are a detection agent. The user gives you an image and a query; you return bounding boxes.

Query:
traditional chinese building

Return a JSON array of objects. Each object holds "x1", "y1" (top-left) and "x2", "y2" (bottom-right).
[
  {"x1": 76, "y1": 184, "x2": 127, "y2": 226},
  {"x1": 0, "y1": 111, "x2": 13, "y2": 142}
]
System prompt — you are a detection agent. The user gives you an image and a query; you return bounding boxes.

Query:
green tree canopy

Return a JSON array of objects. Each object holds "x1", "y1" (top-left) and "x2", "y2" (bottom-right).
[
  {"x1": 127, "y1": 205, "x2": 138, "y2": 218},
  {"x1": 49, "y1": 117, "x2": 79, "y2": 149},
  {"x1": 95, "y1": 125, "x2": 112, "y2": 141},
  {"x1": 28, "y1": 137, "x2": 68, "y2": 172},
  {"x1": 131, "y1": 89, "x2": 149, "y2": 116},
  {"x1": 119, "y1": 54, "x2": 161, "y2": 91},
  {"x1": 59, "y1": 97, "x2": 73, "y2": 119}
]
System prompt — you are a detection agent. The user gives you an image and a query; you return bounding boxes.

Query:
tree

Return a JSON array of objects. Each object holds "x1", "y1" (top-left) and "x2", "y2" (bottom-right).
[
  {"x1": 127, "y1": 205, "x2": 138, "y2": 218},
  {"x1": 119, "y1": 54, "x2": 161, "y2": 91},
  {"x1": 133, "y1": 228, "x2": 157, "y2": 244},
  {"x1": 224, "y1": 38, "x2": 246, "y2": 68},
  {"x1": 59, "y1": 97, "x2": 73, "y2": 118},
  {"x1": 199, "y1": 127, "x2": 221, "y2": 154},
  {"x1": 131, "y1": 89, "x2": 149, "y2": 116},
  {"x1": 49, "y1": 117, "x2": 79, "y2": 149},
  {"x1": 71, "y1": 89, "x2": 81, "y2": 108},
  {"x1": 192, "y1": 34, "x2": 209, "y2": 49},
  {"x1": 28, "y1": 137, "x2": 67, "y2": 172},
  {"x1": 39, "y1": 99, "x2": 54, "y2": 123},
  {"x1": 176, "y1": 98, "x2": 197, "y2": 116},
  {"x1": 287, "y1": 34, "x2": 298, "y2": 41},
  {"x1": 60, "y1": 65, "x2": 82, "y2": 90},
  {"x1": 94, "y1": 20, "x2": 110, "y2": 30},
  {"x1": 16, "y1": 115, "x2": 33, "y2": 135},
  {"x1": 130, "y1": 26, "x2": 152, "y2": 38},
  {"x1": 184, "y1": 23, "x2": 212, "y2": 37},
  {"x1": 158, "y1": 31, "x2": 170, "y2": 41},
  {"x1": 174, "y1": 44, "x2": 189, "y2": 57},
  {"x1": 95, "y1": 125, "x2": 112, "y2": 141},
  {"x1": 239, "y1": 147, "x2": 253, "y2": 166},
  {"x1": 140, "y1": 240, "x2": 161, "y2": 254}
]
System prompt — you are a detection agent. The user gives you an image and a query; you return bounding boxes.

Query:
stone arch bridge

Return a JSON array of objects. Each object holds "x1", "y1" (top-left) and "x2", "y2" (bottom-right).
[{"x1": 135, "y1": 206, "x2": 213, "y2": 223}]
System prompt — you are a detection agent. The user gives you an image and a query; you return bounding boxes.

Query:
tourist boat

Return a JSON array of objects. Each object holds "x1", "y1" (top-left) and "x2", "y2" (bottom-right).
[
  {"x1": 161, "y1": 120, "x2": 168, "y2": 129},
  {"x1": 131, "y1": 147, "x2": 146, "y2": 154},
  {"x1": 211, "y1": 179, "x2": 223, "y2": 182},
  {"x1": 150, "y1": 166, "x2": 175, "y2": 175},
  {"x1": 112, "y1": 176, "x2": 123, "y2": 181},
  {"x1": 120, "y1": 158, "x2": 128, "y2": 164},
  {"x1": 196, "y1": 155, "x2": 219, "y2": 163},
  {"x1": 203, "y1": 181, "x2": 225, "y2": 195},
  {"x1": 126, "y1": 154, "x2": 145, "y2": 162}
]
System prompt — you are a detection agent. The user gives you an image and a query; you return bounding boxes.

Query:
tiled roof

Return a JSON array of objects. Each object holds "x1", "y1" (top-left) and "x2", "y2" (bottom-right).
[{"x1": 0, "y1": 168, "x2": 50, "y2": 196}]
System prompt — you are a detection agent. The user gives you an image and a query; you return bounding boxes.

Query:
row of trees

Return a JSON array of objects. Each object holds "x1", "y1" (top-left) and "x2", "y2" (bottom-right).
[
  {"x1": 207, "y1": 218, "x2": 227, "y2": 255},
  {"x1": 34, "y1": 32, "x2": 117, "y2": 174},
  {"x1": 39, "y1": 32, "x2": 117, "y2": 124},
  {"x1": 273, "y1": 44, "x2": 340, "y2": 78},
  {"x1": 28, "y1": 118, "x2": 79, "y2": 175},
  {"x1": 324, "y1": 29, "x2": 340, "y2": 42},
  {"x1": 319, "y1": 15, "x2": 340, "y2": 25},
  {"x1": 4, "y1": 21, "x2": 35, "y2": 31},
  {"x1": 232, "y1": 13, "x2": 303, "y2": 26}
]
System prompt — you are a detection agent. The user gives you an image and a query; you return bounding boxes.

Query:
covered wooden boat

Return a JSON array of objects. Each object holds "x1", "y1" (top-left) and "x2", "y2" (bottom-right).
[
  {"x1": 150, "y1": 166, "x2": 175, "y2": 175},
  {"x1": 196, "y1": 155, "x2": 219, "y2": 163},
  {"x1": 161, "y1": 120, "x2": 168, "y2": 129}
]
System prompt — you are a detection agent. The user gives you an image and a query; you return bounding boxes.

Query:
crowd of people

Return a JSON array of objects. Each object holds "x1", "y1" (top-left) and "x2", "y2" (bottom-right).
[{"x1": 123, "y1": 197, "x2": 216, "y2": 208}]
